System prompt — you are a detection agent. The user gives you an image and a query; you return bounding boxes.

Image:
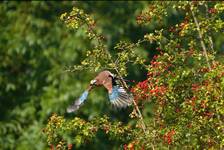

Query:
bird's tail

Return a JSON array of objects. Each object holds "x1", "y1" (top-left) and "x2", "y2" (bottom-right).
[
  {"x1": 109, "y1": 85, "x2": 133, "y2": 108},
  {"x1": 67, "y1": 90, "x2": 89, "y2": 113}
]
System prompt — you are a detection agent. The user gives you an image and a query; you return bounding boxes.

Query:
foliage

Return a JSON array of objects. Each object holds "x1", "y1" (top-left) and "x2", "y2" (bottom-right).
[
  {"x1": 44, "y1": 1, "x2": 224, "y2": 150},
  {"x1": 0, "y1": 2, "x2": 75, "y2": 149},
  {"x1": 132, "y1": 1, "x2": 224, "y2": 149},
  {"x1": 0, "y1": 1, "x2": 223, "y2": 150},
  {"x1": 44, "y1": 114, "x2": 135, "y2": 149},
  {"x1": 60, "y1": 7, "x2": 146, "y2": 76},
  {"x1": 0, "y1": 1, "x2": 149, "y2": 150}
]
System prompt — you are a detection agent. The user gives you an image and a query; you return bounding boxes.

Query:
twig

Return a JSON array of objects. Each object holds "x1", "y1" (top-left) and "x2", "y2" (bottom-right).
[
  {"x1": 205, "y1": 3, "x2": 215, "y2": 52},
  {"x1": 97, "y1": 33, "x2": 147, "y2": 134},
  {"x1": 114, "y1": 67, "x2": 147, "y2": 134},
  {"x1": 208, "y1": 35, "x2": 214, "y2": 53},
  {"x1": 190, "y1": 4, "x2": 211, "y2": 70}
]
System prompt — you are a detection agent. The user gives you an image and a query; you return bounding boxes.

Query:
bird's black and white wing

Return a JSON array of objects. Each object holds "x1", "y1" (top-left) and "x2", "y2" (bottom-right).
[{"x1": 108, "y1": 85, "x2": 133, "y2": 108}]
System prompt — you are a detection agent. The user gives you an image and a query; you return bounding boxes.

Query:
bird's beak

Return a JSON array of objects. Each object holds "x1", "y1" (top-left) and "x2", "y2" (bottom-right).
[{"x1": 90, "y1": 79, "x2": 97, "y2": 85}]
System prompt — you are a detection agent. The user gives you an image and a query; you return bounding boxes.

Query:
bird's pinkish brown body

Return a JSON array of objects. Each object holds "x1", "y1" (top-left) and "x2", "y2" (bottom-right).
[{"x1": 93, "y1": 70, "x2": 114, "y2": 93}]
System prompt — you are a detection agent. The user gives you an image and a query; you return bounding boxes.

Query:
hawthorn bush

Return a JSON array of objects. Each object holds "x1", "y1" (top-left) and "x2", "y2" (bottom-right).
[{"x1": 44, "y1": 2, "x2": 224, "y2": 149}]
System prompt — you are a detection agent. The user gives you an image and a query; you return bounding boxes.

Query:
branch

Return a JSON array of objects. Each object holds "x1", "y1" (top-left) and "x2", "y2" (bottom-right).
[
  {"x1": 95, "y1": 33, "x2": 147, "y2": 134},
  {"x1": 190, "y1": 4, "x2": 211, "y2": 70},
  {"x1": 205, "y1": 3, "x2": 215, "y2": 52},
  {"x1": 102, "y1": 46, "x2": 147, "y2": 134},
  {"x1": 114, "y1": 67, "x2": 147, "y2": 134}
]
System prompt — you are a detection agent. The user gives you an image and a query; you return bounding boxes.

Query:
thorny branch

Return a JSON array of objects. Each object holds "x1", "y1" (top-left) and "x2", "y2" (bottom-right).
[
  {"x1": 190, "y1": 4, "x2": 211, "y2": 70},
  {"x1": 114, "y1": 67, "x2": 147, "y2": 134},
  {"x1": 84, "y1": 16, "x2": 147, "y2": 134}
]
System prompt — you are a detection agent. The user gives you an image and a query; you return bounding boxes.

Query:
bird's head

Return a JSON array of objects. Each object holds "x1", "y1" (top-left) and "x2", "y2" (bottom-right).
[{"x1": 90, "y1": 79, "x2": 97, "y2": 86}]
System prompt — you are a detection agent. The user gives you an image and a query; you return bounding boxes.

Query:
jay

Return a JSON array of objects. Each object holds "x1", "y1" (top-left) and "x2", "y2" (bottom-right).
[{"x1": 67, "y1": 70, "x2": 132, "y2": 113}]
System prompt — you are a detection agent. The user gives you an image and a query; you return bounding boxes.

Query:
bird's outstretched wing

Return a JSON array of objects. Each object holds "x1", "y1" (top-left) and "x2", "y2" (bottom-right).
[
  {"x1": 109, "y1": 85, "x2": 133, "y2": 108},
  {"x1": 67, "y1": 90, "x2": 89, "y2": 113}
]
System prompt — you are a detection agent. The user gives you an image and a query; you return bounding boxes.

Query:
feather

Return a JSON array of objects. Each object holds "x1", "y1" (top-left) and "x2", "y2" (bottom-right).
[
  {"x1": 116, "y1": 98, "x2": 124, "y2": 107},
  {"x1": 109, "y1": 86, "x2": 132, "y2": 108},
  {"x1": 118, "y1": 87, "x2": 126, "y2": 93},
  {"x1": 119, "y1": 92, "x2": 132, "y2": 103},
  {"x1": 67, "y1": 91, "x2": 89, "y2": 113},
  {"x1": 117, "y1": 97, "x2": 128, "y2": 107}
]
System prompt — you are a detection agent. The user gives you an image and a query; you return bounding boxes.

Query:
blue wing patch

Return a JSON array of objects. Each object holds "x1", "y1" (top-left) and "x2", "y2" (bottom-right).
[
  {"x1": 67, "y1": 91, "x2": 89, "y2": 113},
  {"x1": 79, "y1": 91, "x2": 89, "y2": 103}
]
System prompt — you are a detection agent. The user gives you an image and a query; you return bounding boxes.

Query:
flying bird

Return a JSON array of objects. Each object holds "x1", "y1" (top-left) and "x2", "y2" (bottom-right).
[{"x1": 67, "y1": 70, "x2": 133, "y2": 113}]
